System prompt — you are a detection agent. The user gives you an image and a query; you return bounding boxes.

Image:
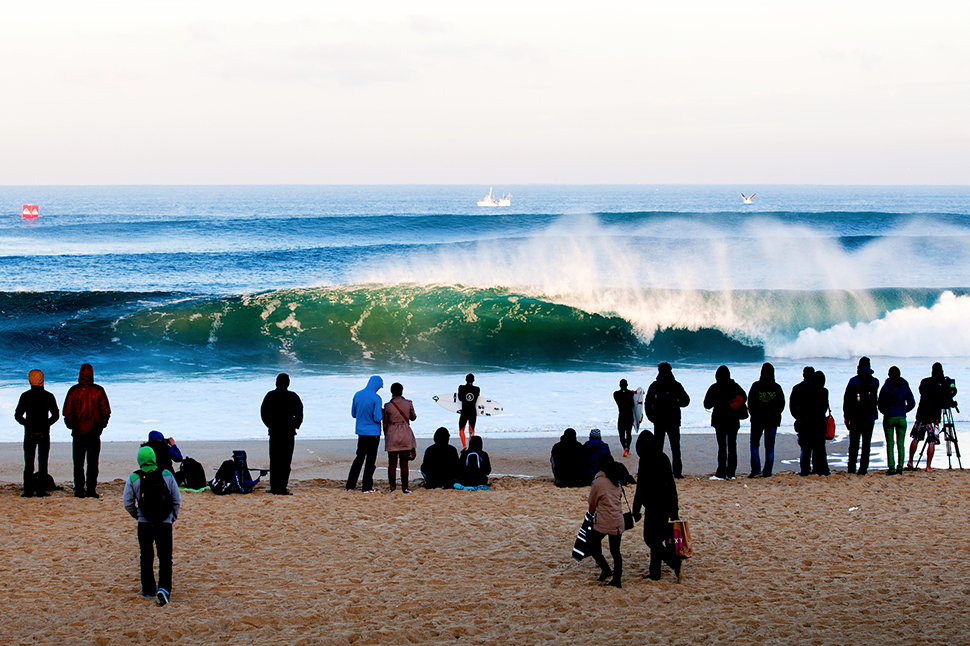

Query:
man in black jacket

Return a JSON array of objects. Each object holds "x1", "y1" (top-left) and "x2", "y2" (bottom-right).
[
  {"x1": 843, "y1": 357, "x2": 880, "y2": 475},
  {"x1": 748, "y1": 362, "x2": 786, "y2": 478},
  {"x1": 14, "y1": 369, "x2": 60, "y2": 497},
  {"x1": 644, "y1": 363, "x2": 690, "y2": 478},
  {"x1": 260, "y1": 373, "x2": 304, "y2": 495},
  {"x1": 789, "y1": 366, "x2": 815, "y2": 476}
]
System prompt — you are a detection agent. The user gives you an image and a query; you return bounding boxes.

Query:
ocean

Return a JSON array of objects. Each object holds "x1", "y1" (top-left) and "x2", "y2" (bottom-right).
[{"x1": 1, "y1": 185, "x2": 968, "y2": 469}]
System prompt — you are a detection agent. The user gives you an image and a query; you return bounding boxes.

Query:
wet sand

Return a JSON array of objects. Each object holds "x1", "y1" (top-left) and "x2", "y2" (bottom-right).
[{"x1": 3, "y1": 436, "x2": 968, "y2": 645}]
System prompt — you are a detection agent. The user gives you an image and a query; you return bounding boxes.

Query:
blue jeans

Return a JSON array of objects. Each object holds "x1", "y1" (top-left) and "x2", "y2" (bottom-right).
[{"x1": 750, "y1": 424, "x2": 777, "y2": 476}]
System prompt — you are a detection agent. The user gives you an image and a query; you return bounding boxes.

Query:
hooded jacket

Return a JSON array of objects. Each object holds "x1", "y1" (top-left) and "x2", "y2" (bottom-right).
[
  {"x1": 583, "y1": 437, "x2": 612, "y2": 486},
  {"x1": 261, "y1": 375, "x2": 304, "y2": 436},
  {"x1": 631, "y1": 431, "x2": 679, "y2": 548},
  {"x1": 421, "y1": 427, "x2": 460, "y2": 489},
  {"x1": 457, "y1": 435, "x2": 491, "y2": 486},
  {"x1": 843, "y1": 368, "x2": 880, "y2": 422},
  {"x1": 62, "y1": 364, "x2": 111, "y2": 437},
  {"x1": 588, "y1": 470, "x2": 624, "y2": 536},
  {"x1": 122, "y1": 446, "x2": 182, "y2": 524},
  {"x1": 550, "y1": 429, "x2": 586, "y2": 488},
  {"x1": 703, "y1": 366, "x2": 747, "y2": 430},
  {"x1": 916, "y1": 365, "x2": 952, "y2": 423},
  {"x1": 645, "y1": 367, "x2": 690, "y2": 427},
  {"x1": 801, "y1": 371, "x2": 830, "y2": 437},
  {"x1": 878, "y1": 376, "x2": 916, "y2": 418},
  {"x1": 351, "y1": 376, "x2": 384, "y2": 436},
  {"x1": 748, "y1": 363, "x2": 786, "y2": 428}
]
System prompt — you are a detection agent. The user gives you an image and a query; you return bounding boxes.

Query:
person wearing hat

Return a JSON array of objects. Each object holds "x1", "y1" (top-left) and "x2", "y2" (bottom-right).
[
  {"x1": 583, "y1": 428, "x2": 612, "y2": 486},
  {"x1": 142, "y1": 431, "x2": 183, "y2": 475},
  {"x1": 14, "y1": 369, "x2": 60, "y2": 497},
  {"x1": 842, "y1": 357, "x2": 880, "y2": 475},
  {"x1": 645, "y1": 363, "x2": 691, "y2": 478}
]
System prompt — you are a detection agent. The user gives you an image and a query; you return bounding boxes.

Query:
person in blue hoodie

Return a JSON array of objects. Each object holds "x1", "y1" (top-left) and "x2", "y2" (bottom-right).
[
  {"x1": 877, "y1": 366, "x2": 915, "y2": 475},
  {"x1": 842, "y1": 357, "x2": 880, "y2": 475},
  {"x1": 583, "y1": 429, "x2": 612, "y2": 486},
  {"x1": 346, "y1": 375, "x2": 384, "y2": 492},
  {"x1": 122, "y1": 446, "x2": 181, "y2": 606}
]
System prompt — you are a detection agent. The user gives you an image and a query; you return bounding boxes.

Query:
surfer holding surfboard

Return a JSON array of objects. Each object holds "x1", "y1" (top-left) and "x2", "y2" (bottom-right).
[
  {"x1": 614, "y1": 380, "x2": 635, "y2": 458},
  {"x1": 457, "y1": 374, "x2": 480, "y2": 450}
]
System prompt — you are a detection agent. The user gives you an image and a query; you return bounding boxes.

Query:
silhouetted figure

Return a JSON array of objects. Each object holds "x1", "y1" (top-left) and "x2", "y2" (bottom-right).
[{"x1": 261, "y1": 373, "x2": 304, "y2": 495}]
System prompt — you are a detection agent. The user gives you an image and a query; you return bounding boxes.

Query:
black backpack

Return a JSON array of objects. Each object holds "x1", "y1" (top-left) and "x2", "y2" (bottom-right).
[
  {"x1": 209, "y1": 451, "x2": 267, "y2": 495},
  {"x1": 136, "y1": 469, "x2": 174, "y2": 522},
  {"x1": 175, "y1": 458, "x2": 207, "y2": 490}
]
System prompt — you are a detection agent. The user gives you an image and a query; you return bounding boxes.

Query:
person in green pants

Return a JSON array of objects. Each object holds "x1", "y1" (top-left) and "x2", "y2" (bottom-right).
[{"x1": 877, "y1": 366, "x2": 915, "y2": 474}]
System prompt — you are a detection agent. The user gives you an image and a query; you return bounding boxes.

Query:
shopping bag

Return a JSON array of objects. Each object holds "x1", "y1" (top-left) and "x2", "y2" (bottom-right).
[{"x1": 667, "y1": 519, "x2": 693, "y2": 559}]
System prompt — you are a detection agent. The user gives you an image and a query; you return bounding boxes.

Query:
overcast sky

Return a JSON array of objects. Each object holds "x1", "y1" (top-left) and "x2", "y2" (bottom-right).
[{"x1": 2, "y1": 1, "x2": 968, "y2": 184}]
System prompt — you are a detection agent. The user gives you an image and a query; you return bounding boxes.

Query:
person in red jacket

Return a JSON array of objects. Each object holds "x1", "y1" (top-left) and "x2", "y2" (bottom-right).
[{"x1": 62, "y1": 363, "x2": 111, "y2": 498}]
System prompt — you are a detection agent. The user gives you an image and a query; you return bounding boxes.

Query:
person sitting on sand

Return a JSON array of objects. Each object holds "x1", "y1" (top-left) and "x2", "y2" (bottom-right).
[
  {"x1": 421, "y1": 427, "x2": 460, "y2": 489},
  {"x1": 122, "y1": 446, "x2": 181, "y2": 606},
  {"x1": 14, "y1": 369, "x2": 59, "y2": 498},
  {"x1": 703, "y1": 366, "x2": 747, "y2": 480},
  {"x1": 582, "y1": 429, "x2": 612, "y2": 486},
  {"x1": 631, "y1": 430, "x2": 682, "y2": 583},
  {"x1": 587, "y1": 454, "x2": 626, "y2": 588},
  {"x1": 383, "y1": 382, "x2": 417, "y2": 494},
  {"x1": 878, "y1": 366, "x2": 915, "y2": 475},
  {"x1": 142, "y1": 431, "x2": 183, "y2": 475},
  {"x1": 551, "y1": 427, "x2": 586, "y2": 488},
  {"x1": 457, "y1": 435, "x2": 491, "y2": 487}
]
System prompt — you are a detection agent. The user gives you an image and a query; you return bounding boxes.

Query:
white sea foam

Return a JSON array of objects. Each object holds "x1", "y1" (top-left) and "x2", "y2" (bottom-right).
[{"x1": 774, "y1": 291, "x2": 970, "y2": 359}]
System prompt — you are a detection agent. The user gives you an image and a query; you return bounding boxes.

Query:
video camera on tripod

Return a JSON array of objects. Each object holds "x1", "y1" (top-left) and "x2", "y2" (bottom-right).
[{"x1": 943, "y1": 377, "x2": 959, "y2": 413}]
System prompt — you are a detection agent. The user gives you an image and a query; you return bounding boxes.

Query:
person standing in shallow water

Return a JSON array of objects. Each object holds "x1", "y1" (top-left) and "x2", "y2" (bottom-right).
[
  {"x1": 261, "y1": 373, "x2": 303, "y2": 495},
  {"x1": 747, "y1": 362, "x2": 785, "y2": 478},
  {"x1": 613, "y1": 379, "x2": 635, "y2": 458},
  {"x1": 383, "y1": 382, "x2": 417, "y2": 493},
  {"x1": 14, "y1": 369, "x2": 59, "y2": 497},
  {"x1": 63, "y1": 363, "x2": 111, "y2": 498},
  {"x1": 703, "y1": 365, "x2": 747, "y2": 480},
  {"x1": 842, "y1": 357, "x2": 880, "y2": 476}
]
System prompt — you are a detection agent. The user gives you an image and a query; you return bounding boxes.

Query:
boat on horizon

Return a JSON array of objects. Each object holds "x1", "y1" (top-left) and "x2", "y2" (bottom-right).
[{"x1": 477, "y1": 188, "x2": 512, "y2": 207}]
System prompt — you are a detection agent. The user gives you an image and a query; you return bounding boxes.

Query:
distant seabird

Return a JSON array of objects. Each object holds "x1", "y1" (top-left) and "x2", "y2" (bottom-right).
[{"x1": 741, "y1": 193, "x2": 755, "y2": 204}]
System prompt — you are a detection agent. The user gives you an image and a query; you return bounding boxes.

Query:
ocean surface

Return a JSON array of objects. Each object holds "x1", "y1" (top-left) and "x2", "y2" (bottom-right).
[{"x1": 1, "y1": 185, "x2": 968, "y2": 469}]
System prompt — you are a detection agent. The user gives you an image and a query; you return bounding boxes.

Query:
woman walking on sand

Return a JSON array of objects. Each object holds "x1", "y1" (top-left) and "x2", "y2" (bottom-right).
[
  {"x1": 587, "y1": 455, "x2": 626, "y2": 588},
  {"x1": 383, "y1": 382, "x2": 417, "y2": 493},
  {"x1": 632, "y1": 430, "x2": 682, "y2": 582}
]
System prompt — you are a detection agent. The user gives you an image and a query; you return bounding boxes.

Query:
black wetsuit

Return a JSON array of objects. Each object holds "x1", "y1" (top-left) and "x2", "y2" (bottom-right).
[
  {"x1": 458, "y1": 383, "x2": 480, "y2": 433},
  {"x1": 614, "y1": 388, "x2": 635, "y2": 450}
]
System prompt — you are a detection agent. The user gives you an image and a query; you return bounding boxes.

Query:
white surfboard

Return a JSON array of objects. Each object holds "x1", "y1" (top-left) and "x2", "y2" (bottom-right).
[
  {"x1": 633, "y1": 386, "x2": 646, "y2": 431},
  {"x1": 433, "y1": 393, "x2": 504, "y2": 417}
]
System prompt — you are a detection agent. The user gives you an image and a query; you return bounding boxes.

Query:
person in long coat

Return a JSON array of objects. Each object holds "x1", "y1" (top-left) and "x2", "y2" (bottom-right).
[
  {"x1": 631, "y1": 431, "x2": 682, "y2": 582},
  {"x1": 383, "y1": 382, "x2": 417, "y2": 493},
  {"x1": 587, "y1": 455, "x2": 625, "y2": 588}
]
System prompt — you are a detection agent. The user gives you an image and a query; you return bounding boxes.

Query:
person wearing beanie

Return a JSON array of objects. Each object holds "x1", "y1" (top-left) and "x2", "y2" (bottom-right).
[
  {"x1": 62, "y1": 363, "x2": 111, "y2": 498},
  {"x1": 141, "y1": 430, "x2": 183, "y2": 475},
  {"x1": 878, "y1": 366, "x2": 915, "y2": 474},
  {"x1": 551, "y1": 427, "x2": 586, "y2": 487},
  {"x1": 747, "y1": 362, "x2": 786, "y2": 478},
  {"x1": 613, "y1": 379, "x2": 635, "y2": 458},
  {"x1": 583, "y1": 428, "x2": 612, "y2": 486},
  {"x1": 261, "y1": 373, "x2": 304, "y2": 495},
  {"x1": 703, "y1": 366, "x2": 747, "y2": 480},
  {"x1": 645, "y1": 362, "x2": 690, "y2": 478},
  {"x1": 789, "y1": 366, "x2": 816, "y2": 476},
  {"x1": 842, "y1": 357, "x2": 880, "y2": 475},
  {"x1": 907, "y1": 362, "x2": 954, "y2": 473},
  {"x1": 122, "y1": 445, "x2": 181, "y2": 606},
  {"x1": 14, "y1": 369, "x2": 60, "y2": 497}
]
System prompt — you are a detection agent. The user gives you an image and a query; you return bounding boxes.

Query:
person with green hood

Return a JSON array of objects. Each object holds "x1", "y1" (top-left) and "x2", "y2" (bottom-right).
[{"x1": 122, "y1": 446, "x2": 181, "y2": 606}]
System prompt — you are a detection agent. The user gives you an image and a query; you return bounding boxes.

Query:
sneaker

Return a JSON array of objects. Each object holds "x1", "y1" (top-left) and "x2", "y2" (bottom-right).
[
  {"x1": 363, "y1": 488, "x2": 380, "y2": 494},
  {"x1": 709, "y1": 475, "x2": 725, "y2": 481},
  {"x1": 402, "y1": 488, "x2": 412, "y2": 494},
  {"x1": 156, "y1": 588, "x2": 169, "y2": 606},
  {"x1": 857, "y1": 470, "x2": 867, "y2": 476},
  {"x1": 87, "y1": 491, "x2": 100, "y2": 499},
  {"x1": 747, "y1": 473, "x2": 759, "y2": 479},
  {"x1": 74, "y1": 491, "x2": 86, "y2": 498},
  {"x1": 142, "y1": 593, "x2": 155, "y2": 599}
]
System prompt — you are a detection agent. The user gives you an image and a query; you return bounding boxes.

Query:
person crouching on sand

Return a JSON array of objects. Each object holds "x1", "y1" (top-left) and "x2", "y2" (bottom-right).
[
  {"x1": 383, "y1": 382, "x2": 417, "y2": 493},
  {"x1": 587, "y1": 454, "x2": 625, "y2": 588}
]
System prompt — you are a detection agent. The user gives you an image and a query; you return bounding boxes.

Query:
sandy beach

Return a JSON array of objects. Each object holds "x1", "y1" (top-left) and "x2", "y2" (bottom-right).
[{"x1": 2, "y1": 436, "x2": 969, "y2": 645}]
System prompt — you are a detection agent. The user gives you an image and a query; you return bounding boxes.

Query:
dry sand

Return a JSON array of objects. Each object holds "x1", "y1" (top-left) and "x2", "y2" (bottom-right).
[{"x1": 2, "y1": 438, "x2": 969, "y2": 645}]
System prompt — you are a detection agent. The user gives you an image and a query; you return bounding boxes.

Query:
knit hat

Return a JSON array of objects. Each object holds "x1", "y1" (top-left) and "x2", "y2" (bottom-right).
[
  {"x1": 28, "y1": 369, "x2": 44, "y2": 387},
  {"x1": 589, "y1": 428, "x2": 601, "y2": 441},
  {"x1": 148, "y1": 430, "x2": 165, "y2": 442}
]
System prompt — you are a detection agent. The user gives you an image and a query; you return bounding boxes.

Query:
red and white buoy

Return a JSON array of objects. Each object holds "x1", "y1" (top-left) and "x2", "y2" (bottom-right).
[{"x1": 22, "y1": 205, "x2": 39, "y2": 219}]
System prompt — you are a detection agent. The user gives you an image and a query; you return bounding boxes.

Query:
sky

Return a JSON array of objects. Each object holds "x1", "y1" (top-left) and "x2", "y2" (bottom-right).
[{"x1": 2, "y1": 1, "x2": 968, "y2": 185}]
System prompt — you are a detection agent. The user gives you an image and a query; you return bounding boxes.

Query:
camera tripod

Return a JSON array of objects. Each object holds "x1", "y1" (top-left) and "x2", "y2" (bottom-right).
[{"x1": 914, "y1": 406, "x2": 962, "y2": 470}]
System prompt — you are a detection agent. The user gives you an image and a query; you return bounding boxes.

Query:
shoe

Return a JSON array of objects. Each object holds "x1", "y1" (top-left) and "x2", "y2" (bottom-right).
[
  {"x1": 798, "y1": 472, "x2": 810, "y2": 477},
  {"x1": 36, "y1": 491, "x2": 50, "y2": 497},
  {"x1": 857, "y1": 470, "x2": 867, "y2": 476},
  {"x1": 623, "y1": 449, "x2": 630, "y2": 458},
  {"x1": 709, "y1": 475, "x2": 725, "y2": 481},
  {"x1": 271, "y1": 490, "x2": 293, "y2": 495},
  {"x1": 597, "y1": 568, "x2": 612, "y2": 582},
  {"x1": 726, "y1": 476, "x2": 737, "y2": 480},
  {"x1": 156, "y1": 588, "x2": 169, "y2": 606},
  {"x1": 402, "y1": 488, "x2": 412, "y2": 494},
  {"x1": 761, "y1": 472, "x2": 771, "y2": 478},
  {"x1": 388, "y1": 486, "x2": 396, "y2": 493},
  {"x1": 142, "y1": 593, "x2": 155, "y2": 599},
  {"x1": 363, "y1": 488, "x2": 380, "y2": 494},
  {"x1": 886, "y1": 469, "x2": 896, "y2": 476},
  {"x1": 904, "y1": 465, "x2": 916, "y2": 471},
  {"x1": 847, "y1": 469, "x2": 856, "y2": 475},
  {"x1": 895, "y1": 468, "x2": 903, "y2": 475},
  {"x1": 87, "y1": 491, "x2": 100, "y2": 499},
  {"x1": 643, "y1": 573, "x2": 662, "y2": 581},
  {"x1": 21, "y1": 490, "x2": 33, "y2": 497},
  {"x1": 606, "y1": 578, "x2": 622, "y2": 588},
  {"x1": 674, "y1": 474, "x2": 684, "y2": 479},
  {"x1": 747, "y1": 473, "x2": 759, "y2": 479},
  {"x1": 74, "y1": 491, "x2": 86, "y2": 498}
]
